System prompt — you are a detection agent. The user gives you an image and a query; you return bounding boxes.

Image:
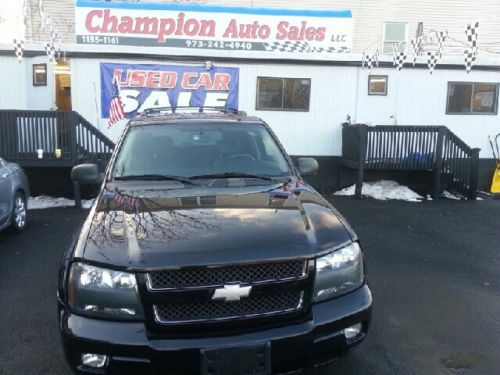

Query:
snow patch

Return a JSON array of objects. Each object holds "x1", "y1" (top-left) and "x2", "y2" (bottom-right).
[
  {"x1": 28, "y1": 196, "x2": 94, "y2": 210},
  {"x1": 441, "y1": 191, "x2": 462, "y2": 200},
  {"x1": 334, "y1": 180, "x2": 423, "y2": 202}
]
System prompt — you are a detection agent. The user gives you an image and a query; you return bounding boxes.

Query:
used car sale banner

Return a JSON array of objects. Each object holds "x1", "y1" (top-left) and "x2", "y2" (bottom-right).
[
  {"x1": 76, "y1": 1, "x2": 352, "y2": 57},
  {"x1": 100, "y1": 63, "x2": 239, "y2": 118}
]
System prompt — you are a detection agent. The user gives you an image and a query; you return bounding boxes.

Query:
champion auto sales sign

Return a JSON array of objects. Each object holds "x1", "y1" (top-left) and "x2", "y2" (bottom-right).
[{"x1": 75, "y1": 1, "x2": 352, "y2": 57}]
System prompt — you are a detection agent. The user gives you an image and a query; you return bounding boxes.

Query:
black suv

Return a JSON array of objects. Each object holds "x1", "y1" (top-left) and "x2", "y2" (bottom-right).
[{"x1": 59, "y1": 108, "x2": 372, "y2": 375}]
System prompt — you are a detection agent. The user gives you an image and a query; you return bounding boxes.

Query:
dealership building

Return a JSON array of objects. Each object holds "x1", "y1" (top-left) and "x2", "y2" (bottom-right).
[{"x1": 0, "y1": 0, "x2": 499, "y2": 192}]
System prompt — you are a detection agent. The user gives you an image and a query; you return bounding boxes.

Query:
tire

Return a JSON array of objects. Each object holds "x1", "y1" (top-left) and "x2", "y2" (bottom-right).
[{"x1": 10, "y1": 192, "x2": 27, "y2": 233}]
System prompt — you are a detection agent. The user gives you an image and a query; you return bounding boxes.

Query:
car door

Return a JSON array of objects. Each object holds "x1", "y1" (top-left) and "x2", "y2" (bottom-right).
[{"x1": 0, "y1": 157, "x2": 12, "y2": 223}]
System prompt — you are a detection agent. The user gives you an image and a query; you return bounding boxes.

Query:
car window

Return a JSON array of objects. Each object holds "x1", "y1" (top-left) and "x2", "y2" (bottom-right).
[{"x1": 113, "y1": 123, "x2": 291, "y2": 178}]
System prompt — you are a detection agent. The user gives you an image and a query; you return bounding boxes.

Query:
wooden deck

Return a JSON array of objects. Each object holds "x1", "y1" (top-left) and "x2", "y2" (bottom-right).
[
  {"x1": 0, "y1": 110, "x2": 114, "y2": 169},
  {"x1": 342, "y1": 124, "x2": 480, "y2": 199}
]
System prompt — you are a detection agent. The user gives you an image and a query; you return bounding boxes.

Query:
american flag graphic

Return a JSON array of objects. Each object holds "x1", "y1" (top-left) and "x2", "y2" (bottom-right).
[{"x1": 108, "y1": 78, "x2": 126, "y2": 128}]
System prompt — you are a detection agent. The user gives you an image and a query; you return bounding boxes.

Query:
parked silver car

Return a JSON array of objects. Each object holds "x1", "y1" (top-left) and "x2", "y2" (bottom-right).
[{"x1": 0, "y1": 157, "x2": 29, "y2": 233}]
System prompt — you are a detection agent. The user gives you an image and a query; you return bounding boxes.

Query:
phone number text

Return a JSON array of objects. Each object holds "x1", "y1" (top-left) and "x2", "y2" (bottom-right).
[
  {"x1": 79, "y1": 35, "x2": 120, "y2": 45},
  {"x1": 185, "y1": 40, "x2": 253, "y2": 50}
]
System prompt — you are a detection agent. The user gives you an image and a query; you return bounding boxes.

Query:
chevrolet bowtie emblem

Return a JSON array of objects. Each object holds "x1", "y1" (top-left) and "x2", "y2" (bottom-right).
[{"x1": 212, "y1": 284, "x2": 252, "y2": 302}]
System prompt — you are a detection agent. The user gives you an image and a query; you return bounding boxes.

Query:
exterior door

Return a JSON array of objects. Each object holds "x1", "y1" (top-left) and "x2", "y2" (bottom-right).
[
  {"x1": 0, "y1": 158, "x2": 11, "y2": 223},
  {"x1": 55, "y1": 60, "x2": 72, "y2": 155}
]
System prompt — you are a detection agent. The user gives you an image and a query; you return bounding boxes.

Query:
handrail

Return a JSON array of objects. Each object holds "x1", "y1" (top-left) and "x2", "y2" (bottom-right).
[
  {"x1": 74, "y1": 113, "x2": 115, "y2": 150},
  {"x1": 341, "y1": 124, "x2": 480, "y2": 199},
  {"x1": 0, "y1": 110, "x2": 114, "y2": 168}
]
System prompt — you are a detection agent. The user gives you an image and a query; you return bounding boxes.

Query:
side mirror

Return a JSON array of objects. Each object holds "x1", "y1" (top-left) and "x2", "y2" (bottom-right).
[
  {"x1": 71, "y1": 164, "x2": 102, "y2": 185},
  {"x1": 297, "y1": 158, "x2": 319, "y2": 176}
]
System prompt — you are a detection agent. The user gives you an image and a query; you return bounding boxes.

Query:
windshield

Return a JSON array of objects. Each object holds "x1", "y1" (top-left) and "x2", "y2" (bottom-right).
[{"x1": 113, "y1": 123, "x2": 291, "y2": 179}]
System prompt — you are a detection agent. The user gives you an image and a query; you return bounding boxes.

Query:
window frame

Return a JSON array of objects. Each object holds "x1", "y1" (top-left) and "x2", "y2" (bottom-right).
[
  {"x1": 446, "y1": 81, "x2": 499, "y2": 115},
  {"x1": 368, "y1": 75, "x2": 388, "y2": 96},
  {"x1": 382, "y1": 22, "x2": 408, "y2": 55},
  {"x1": 256, "y1": 77, "x2": 311, "y2": 112}
]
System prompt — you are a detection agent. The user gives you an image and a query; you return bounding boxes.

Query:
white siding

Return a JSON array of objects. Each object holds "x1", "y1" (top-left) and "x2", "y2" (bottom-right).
[
  {"x1": 70, "y1": 57, "x2": 500, "y2": 159},
  {"x1": 239, "y1": 63, "x2": 357, "y2": 156},
  {"x1": 0, "y1": 54, "x2": 56, "y2": 110},
  {"x1": 22, "y1": 0, "x2": 500, "y2": 59},
  {"x1": 0, "y1": 56, "x2": 28, "y2": 109},
  {"x1": 25, "y1": 0, "x2": 74, "y2": 44},
  {"x1": 0, "y1": 3, "x2": 25, "y2": 43},
  {"x1": 71, "y1": 57, "x2": 356, "y2": 154},
  {"x1": 353, "y1": 67, "x2": 500, "y2": 158},
  {"x1": 174, "y1": 0, "x2": 500, "y2": 56}
]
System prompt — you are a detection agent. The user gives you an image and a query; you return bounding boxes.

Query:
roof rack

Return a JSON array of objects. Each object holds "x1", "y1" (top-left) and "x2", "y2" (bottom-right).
[{"x1": 140, "y1": 106, "x2": 246, "y2": 117}]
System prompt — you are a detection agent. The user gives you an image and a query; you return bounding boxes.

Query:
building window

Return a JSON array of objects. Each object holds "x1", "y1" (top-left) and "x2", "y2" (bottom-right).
[
  {"x1": 447, "y1": 82, "x2": 499, "y2": 115},
  {"x1": 368, "y1": 75, "x2": 388, "y2": 95},
  {"x1": 383, "y1": 22, "x2": 407, "y2": 54},
  {"x1": 256, "y1": 77, "x2": 310, "y2": 111}
]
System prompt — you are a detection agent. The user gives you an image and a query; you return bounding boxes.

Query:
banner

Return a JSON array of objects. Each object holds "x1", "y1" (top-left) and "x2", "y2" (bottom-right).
[
  {"x1": 77, "y1": 1, "x2": 352, "y2": 58},
  {"x1": 100, "y1": 63, "x2": 239, "y2": 118}
]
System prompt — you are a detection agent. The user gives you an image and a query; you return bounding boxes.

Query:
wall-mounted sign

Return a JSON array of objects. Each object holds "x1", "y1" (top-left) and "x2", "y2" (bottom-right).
[
  {"x1": 100, "y1": 63, "x2": 239, "y2": 118},
  {"x1": 33, "y1": 63, "x2": 47, "y2": 86},
  {"x1": 76, "y1": 1, "x2": 352, "y2": 58}
]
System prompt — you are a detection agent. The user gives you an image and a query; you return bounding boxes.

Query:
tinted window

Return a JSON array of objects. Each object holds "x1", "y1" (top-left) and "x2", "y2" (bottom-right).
[
  {"x1": 113, "y1": 123, "x2": 291, "y2": 178},
  {"x1": 447, "y1": 82, "x2": 498, "y2": 114},
  {"x1": 257, "y1": 77, "x2": 310, "y2": 111}
]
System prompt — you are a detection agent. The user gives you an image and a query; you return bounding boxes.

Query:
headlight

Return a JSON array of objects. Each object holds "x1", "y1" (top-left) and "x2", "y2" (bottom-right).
[
  {"x1": 68, "y1": 263, "x2": 144, "y2": 320},
  {"x1": 313, "y1": 242, "x2": 364, "y2": 303}
]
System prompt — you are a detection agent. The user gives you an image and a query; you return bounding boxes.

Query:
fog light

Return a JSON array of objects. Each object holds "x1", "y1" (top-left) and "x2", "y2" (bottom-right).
[
  {"x1": 81, "y1": 353, "x2": 108, "y2": 368},
  {"x1": 343, "y1": 323, "x2": 362, "y2": 340}
]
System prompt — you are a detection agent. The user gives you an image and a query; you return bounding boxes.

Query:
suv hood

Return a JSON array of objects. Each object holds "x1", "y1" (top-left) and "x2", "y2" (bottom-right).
[{"x1": 75, "y1": 181, "x2": 354, "y2": 270}]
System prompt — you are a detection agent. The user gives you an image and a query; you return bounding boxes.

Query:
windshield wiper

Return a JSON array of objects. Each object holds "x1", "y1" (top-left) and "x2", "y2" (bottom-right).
[
  {"x1": 114, "y1": 174, "x2": 196, "y2": 185},
  {"x1": 189, "y1": 172, "x2": 273, "y2": 181}
]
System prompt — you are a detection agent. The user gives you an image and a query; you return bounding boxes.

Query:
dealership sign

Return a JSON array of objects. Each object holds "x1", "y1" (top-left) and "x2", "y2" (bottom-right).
[
  {"x1": 100, "y1": 63, "x2": 239, "y2": 118},
  {"x1": 76, "y1": 1, "x2": 352, "y2": 57}
]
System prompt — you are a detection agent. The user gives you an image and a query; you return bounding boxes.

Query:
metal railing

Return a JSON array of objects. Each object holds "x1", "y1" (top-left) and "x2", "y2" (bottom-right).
[
  {"x1": 0, "y1": 110, "x2": 114, "y2": 168},
  {"x1": 342, "y1": 124, "x2": 480, "y2": 199}
]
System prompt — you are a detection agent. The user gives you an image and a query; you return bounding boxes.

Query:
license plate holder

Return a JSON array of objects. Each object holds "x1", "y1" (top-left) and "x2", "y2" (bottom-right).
[{"x1": 201, "y1": 342, "x2": 271, "y2": 375}]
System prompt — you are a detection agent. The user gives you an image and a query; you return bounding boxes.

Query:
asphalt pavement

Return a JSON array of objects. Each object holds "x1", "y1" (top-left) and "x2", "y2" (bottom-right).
[{"x1": 0, "y1": 196, "x2": 499, "y2": 375}]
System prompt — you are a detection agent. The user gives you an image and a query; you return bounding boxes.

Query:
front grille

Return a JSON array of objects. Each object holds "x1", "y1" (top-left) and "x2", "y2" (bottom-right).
[
  {"x1": 147, "y1": 260, "x2": 307, "y2": 290},
  {"x1": 154, "y1": 291, "x2": 303, "y2": 323}
]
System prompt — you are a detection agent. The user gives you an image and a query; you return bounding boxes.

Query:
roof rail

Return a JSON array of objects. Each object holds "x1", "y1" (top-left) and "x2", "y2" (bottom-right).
[{"x1": 140, "y1": 106, "x2": 246, "y2": 117}]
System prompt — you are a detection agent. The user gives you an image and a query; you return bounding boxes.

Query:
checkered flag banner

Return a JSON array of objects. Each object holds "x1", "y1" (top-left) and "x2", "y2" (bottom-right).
[
  {"x1": 50, "y1": 27, "x2": 59, "y2": 57},
  {"x1": 464, "y1": 22, "x2": 479, "y2": 55},
  {"x1": 464, "y1": 47, "x2": 477, "y2": 73},
  {"x1": 362, "y1": 50, "x2": 379, "y2": 70},
  {"x1": 392, "y1": 43, "x2": 401, "y2": 65},
  {"x1": 44, "y1": 42, "x2": 56, "y2": 63},
  {"x1": 410, "y1": 37, "x2": 423, "y2": 66},
  {"x1": 394, "y1": 52, "x2": 407, "y2": 71},
  {"x1": 427, "y1": 51, "x2": 439, "y2": 74},
  {"x1": 263, "y1": 41, "x2": 347, "y2": 54},
  {"x1": 264, "y1": 41, "x2": 311, "y2": 52},
  {"x1": 435, "y1": 30, "x2": 448, "y2": 59},
  {"x1": 56, "y1": 37, "x2": 62, "y2": 59},
  {"x1": 13, "y1": 38, "x2": 24, "y2": 63}
]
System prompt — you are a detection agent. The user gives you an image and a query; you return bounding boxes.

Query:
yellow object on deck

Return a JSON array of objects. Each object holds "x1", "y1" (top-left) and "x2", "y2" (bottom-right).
[{"x1": 491, "y1": 167, "x2": 500, "y2": 194}]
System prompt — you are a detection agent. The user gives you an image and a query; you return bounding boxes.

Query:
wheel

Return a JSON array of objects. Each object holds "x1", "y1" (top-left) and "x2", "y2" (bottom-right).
[{"x1": 10, "y1": 192, "x2": 27, "y2": 233}]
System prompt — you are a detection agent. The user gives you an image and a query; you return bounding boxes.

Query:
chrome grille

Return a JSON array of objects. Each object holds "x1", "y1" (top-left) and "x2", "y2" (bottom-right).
[
  {"x1": 154, "y1": 291, "x2": 303, "y2": 324},
  {"x1": 147, "y1": 260, "x2": 307, "y2": 290}
]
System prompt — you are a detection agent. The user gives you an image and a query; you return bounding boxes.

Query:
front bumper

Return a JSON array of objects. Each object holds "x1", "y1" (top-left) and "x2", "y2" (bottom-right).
[{"x1": 60, "y1": 285, "x2": 372, "y2": 374}]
